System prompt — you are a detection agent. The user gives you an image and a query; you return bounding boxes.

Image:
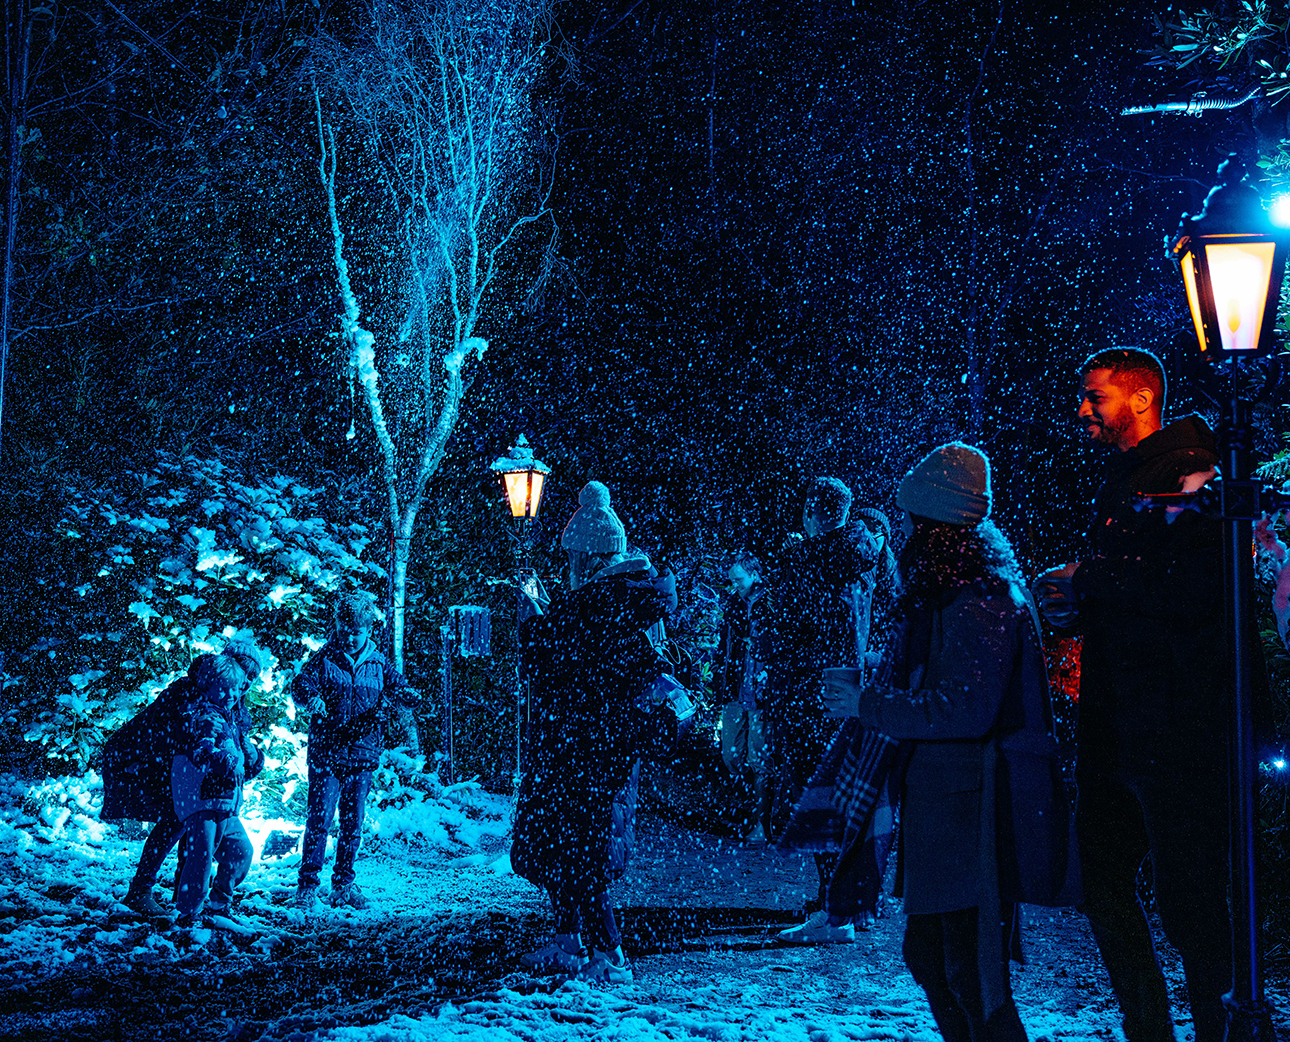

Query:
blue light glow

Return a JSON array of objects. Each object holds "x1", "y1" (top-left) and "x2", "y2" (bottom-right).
[{"x1": 1270, "y1": 195, "x2": 1290, "y2": 228}]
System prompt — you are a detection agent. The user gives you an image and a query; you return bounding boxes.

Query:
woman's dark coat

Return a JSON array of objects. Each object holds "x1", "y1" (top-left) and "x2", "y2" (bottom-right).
[
  {"x1": 511, "y1": 565, "x2": 677, "y2": 897},
  {"x1": 101, "y1": 676, "x2": 195, "y2": 822},
  {"x1": 854, "y1": 578, "x2": 1078, "y2": 1017}
]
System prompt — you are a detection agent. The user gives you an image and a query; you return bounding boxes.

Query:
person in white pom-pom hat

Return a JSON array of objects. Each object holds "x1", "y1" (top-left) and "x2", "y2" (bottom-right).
[{"x1": 511, "y1": 481, "x2": 694, "y2": 986}]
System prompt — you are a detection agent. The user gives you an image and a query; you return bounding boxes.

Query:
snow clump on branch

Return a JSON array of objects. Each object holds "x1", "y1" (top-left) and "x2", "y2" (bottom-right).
[{"x1": 443, "y1": 336, "x2": 488, "y2": 375}]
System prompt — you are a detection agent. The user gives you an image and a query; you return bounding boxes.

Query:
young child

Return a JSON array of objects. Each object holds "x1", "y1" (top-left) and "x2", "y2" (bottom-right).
[
  {"x1": 293, "y1": 591, "x2": 414, "y2": 913},
  {"x1": 171, "y1": 652, "x2": 258, "y2": 927},
  {"x1": 113, "y1": 642, "x2": 262, "y2": 918}
]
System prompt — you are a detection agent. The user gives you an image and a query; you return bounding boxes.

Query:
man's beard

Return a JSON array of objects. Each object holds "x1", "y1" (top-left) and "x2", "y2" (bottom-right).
[{"x1": 1090, "y1": 412, "x2": 1131, "y2": 446}]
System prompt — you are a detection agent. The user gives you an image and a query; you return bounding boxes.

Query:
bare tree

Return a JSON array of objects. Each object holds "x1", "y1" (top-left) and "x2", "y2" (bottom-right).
[{"x1": 314, "y1": 0, "x2": 557, "y2": 670}]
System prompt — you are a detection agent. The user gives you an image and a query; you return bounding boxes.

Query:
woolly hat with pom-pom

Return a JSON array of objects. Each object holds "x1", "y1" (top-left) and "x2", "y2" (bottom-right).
[
  {"x1": 897, "y1": 442, "x2": 992, "y2": 525},
  {"x1": 561, "y1": 481, "x2": 627, "y2": 554}
]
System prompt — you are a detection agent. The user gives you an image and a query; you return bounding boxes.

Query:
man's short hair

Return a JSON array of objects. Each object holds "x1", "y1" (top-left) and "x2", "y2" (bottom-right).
[
  {"x1": 1080, "y1": 347, "x2": 1167, "y2": 413},
  {"x1": 727, "y1": 552, "x2": 763, "y2": 578},
  {"x1": 333, "y1": 590, "x2": 377, "y2": 632},
  {"x1": 806, "y1": 477, "x2": 853, "y2": 528}
]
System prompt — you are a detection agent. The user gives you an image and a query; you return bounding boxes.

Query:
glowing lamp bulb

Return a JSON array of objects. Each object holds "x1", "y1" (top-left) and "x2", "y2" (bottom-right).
[
  {"x1": 1271, "y1": 194, "x2": 1290, "y2": 229},
  {"x1": 1275, "y1": 759, "x2": 1287, "y2": 771}
]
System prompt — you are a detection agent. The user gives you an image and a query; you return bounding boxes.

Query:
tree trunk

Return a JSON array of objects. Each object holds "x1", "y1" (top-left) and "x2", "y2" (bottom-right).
[{"x1": 0, "y1": 6, "x2": 31, "y2": 463}]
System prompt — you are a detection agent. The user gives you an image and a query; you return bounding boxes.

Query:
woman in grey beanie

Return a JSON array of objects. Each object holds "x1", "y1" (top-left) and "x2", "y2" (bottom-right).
[{"x1": 823, "y1": 443, "x2": 1077, "y2": 1042}]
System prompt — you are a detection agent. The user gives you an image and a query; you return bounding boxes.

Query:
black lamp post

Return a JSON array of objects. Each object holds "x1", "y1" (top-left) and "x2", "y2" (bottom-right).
[
  {"x1": 489, "y1": 435, "x2": 550, "y2": 793},
  {"x1": 1168, "y1": 153, "x2": 1288, "y2": 1042}
]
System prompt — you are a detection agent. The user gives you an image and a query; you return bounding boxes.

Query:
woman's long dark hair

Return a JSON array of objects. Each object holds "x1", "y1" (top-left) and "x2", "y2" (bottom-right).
[{"x1": 897, "y1": 516, "x2": 1026, "y2": 612}]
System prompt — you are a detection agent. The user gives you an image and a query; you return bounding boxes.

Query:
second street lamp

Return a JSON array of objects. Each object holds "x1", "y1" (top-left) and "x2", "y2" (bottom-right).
[{"x1": 489, "y1": 435, "x2": 551, "y2": 799}]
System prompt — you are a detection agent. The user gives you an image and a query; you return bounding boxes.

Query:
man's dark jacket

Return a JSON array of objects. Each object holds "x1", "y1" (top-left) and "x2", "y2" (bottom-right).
[
  {"x1": 715, "y1": 583, "x2": 773, "y2": 709},
  {"x1": 295, "y1": 641, "x2": 411, "y2": 773},
  {"x1": 768, "y1": 524, "x2": 879, "y2": 722},
  {"x1": 1072, "y1": 414, "x2": 1248, "y2": 773}
]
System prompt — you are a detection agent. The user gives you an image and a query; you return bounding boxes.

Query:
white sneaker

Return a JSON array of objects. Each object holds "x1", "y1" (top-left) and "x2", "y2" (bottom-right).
[
  {"x1": 577, "y1": 947, "x2": 633, "y2": 984},
  {"x1": 777, "y1": 909, "x2": 856, "y2": 944},
  {"x1": 520, "y1": 938, "x2": 586, "y2": 975},
  {"x1": 745, "y1": 822, "x2": 768, "y2": 845}
]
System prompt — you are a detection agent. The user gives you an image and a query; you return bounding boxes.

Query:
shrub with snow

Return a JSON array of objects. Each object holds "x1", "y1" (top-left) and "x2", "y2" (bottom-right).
[{"x1": 8, "y1": 451, "x2": 383, "y2": 780}]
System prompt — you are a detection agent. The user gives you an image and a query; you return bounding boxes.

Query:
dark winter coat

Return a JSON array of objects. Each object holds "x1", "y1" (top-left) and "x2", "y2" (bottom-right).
[
  {"x1": 295, "y1": 639, "x2": 411, "y2": 774},
  {"x1": 1070, "y1": 415, "x2": 1250, "y2": 775},
  {"x1": 510, "y1": 563, "x2": 678, "y2": 897},
  {"x1": 100, "y1": 676, "x2": 195, "y2": 822},
  {"x1": 854, "y1": 578, "x2": 1078, "y2": 1018},
  {"x1": 714, "y1": 582, "x2": 773, "y2": 710},
  {"x1": 768, "y1": 523, "x2": 880, "y2": 722}
]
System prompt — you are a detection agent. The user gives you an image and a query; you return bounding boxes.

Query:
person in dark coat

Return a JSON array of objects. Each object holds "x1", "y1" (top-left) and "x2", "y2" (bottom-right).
[
  {"x1": 767, "y1": 476, "x2": 879, "y2": 927},
  {"x1": 715, "y1": 552, "x2": 773, "y2": 843},
  {"x1": 294, "y1": 591, "x2": 416, "y2": 913},
  {"x1": 112, "y1": 641, "x2": 263, "y2": 916},
  {"x1": 171, "y1": 651, "x2": 260, "y2": 927},
  {"x1": 512, "y1": 481, "x2": 687, "y2": 986},
  {"x1": 776, "y1": 504, "x2": 900, "y2": 944},
  {"x1": 826, "y1": 442, "x2": 1077, "y2": 1042},
  {"x1": 1036, "y1": 348, "x2": 1239, "y2": 1042}
]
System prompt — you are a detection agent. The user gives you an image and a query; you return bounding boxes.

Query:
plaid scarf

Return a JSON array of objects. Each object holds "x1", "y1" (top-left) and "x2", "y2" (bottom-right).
[{"x1": 829, "y1": 720, "x2": 900, "y2": 842}]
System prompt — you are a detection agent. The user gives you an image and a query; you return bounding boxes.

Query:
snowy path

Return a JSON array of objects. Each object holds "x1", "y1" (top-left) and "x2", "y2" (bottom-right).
[{"x1": 1, "y1": 775, "x2": 1288, "y2": 1042}]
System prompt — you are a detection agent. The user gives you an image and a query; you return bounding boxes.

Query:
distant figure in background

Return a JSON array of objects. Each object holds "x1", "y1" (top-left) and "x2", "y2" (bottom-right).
[
  {"x1": 109, "y1": 641, "x2": 262, "y2": 918},
  {"x1": 294, "y1": 592, "x2": 415, "y2": 914},
  {"x1": 825, "y1": 443, "x2": 1076, "y2": 1042},
  {"x1": 171, "y1": 651, "x2": 261, "y2": 928},
  {"x1": 776, "y1": 502, "x2": 901, "y2": 944},
  {"x1": 715, "y1": 552, "x2": 773, "y2": 844},
  {"x1": 852, "y1": 507, "x2": 899, "y2": 667},
  {"x1": 766, "y1": 476, "x2": 879, "y2": 930},
  {"x1": 512, "y1": 481, "x2": 690, "y2": 985}
]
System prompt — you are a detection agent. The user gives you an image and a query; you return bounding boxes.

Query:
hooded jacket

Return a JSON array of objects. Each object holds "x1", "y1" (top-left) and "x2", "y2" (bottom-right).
[
  {"x1": 510, "y1": 557, "x2": 678, "y2": 896},
  {"x1": 1071, "y1": 414, "x2": 1244, "y2": 773}
]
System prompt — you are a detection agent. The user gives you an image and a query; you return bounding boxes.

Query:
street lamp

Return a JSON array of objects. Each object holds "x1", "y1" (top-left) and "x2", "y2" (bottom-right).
[
  {"x1": 489, "y1": 435, "x2": 550, "y2": 798},
  {"x1": 1168, "y1": 154, "x2": 1288, "y2": 1042},
  {"x1": 490, "y1": 434, "x2": 550, "y2": 520},
  {"x1": 1170, "y1": 154, "x2": 1290, "y2": 358}
]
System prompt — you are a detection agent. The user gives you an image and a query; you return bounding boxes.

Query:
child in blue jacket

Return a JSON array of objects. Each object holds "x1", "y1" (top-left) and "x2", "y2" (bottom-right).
[
  {"x1": 294, "y1": 592, "x2": 416, "y2": 912},
  {"x1": 172, "y1": 652, "x2": 262, "y2": 926}
]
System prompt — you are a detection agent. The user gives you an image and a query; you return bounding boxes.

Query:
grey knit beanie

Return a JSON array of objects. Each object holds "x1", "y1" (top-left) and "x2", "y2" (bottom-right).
[
  {"x1": 897, "y1": 442, "x2": 992, "y2": 525},
  {"x1": 561, "y1": 481, "x2": 627, "y2": 554}
]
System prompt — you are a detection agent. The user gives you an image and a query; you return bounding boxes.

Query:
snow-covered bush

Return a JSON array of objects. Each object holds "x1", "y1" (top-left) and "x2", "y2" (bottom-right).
[{"x1": 5, "y1": 451, "x2": 383, "y2": 777}]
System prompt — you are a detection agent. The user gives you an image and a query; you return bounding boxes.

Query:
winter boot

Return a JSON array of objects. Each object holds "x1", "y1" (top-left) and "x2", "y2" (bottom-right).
[
  {"x1": 520, "y1": 933, "x2": 586, "y2": 975},
  {"x1": 124, "y1": 884, "x2": 165, "y2": 917},
  {"x1": 577, "y1": 945, "x2": 633, "y2": 984}
]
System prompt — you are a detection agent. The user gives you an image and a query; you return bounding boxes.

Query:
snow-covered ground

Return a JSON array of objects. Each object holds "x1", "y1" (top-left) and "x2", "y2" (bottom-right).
[{"x1": 1, "y1": 771, "x2": 1287, "y2": 1042}]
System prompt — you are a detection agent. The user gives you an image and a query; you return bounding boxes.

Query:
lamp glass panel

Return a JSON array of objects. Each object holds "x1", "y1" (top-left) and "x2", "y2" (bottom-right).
[
  {"x1": 527, "y1": 471, "x2": 545, "y2": 518},
  {"x1": 1180, "y1": 251, "x2": 1209, "y2": 353},
  {"x1": 1204, "y1": 240, "x2": 1276, "y2": 353},
  {"x1": 502, "y1": 472, "x2": 528, "y2": 517}
]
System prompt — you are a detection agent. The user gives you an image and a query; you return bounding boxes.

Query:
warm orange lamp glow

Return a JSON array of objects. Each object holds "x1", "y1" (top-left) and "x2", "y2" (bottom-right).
[
  {"x1": 490, "y1": 436, "x2": 550, "y2": 520},
  {"x1": 1169, "y1": 155, "x2": 1289, "y2": 357}
]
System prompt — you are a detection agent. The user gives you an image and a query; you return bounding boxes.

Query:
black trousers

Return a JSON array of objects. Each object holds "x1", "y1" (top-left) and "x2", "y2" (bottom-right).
[
  {"x1": 549, "y1": 885, "x2": 621, "y2": 953},
  {"x1": 1075, "y1": 765, "x2": 1231, "y2": 1042},
  {"x1": 903, "y1": 907, "x2": 1026, "y2": 1042}
]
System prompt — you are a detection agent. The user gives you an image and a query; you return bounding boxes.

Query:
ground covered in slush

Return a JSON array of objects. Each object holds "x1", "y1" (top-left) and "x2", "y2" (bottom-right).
[{"x1": 1, "y1": 772, "x2": 1288, "y2": 1042}]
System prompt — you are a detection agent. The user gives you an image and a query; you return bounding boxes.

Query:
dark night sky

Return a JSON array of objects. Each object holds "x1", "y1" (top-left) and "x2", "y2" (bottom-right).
[{"x1": 2, "y1": 0, "x2": 1280, "y2": 577}]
